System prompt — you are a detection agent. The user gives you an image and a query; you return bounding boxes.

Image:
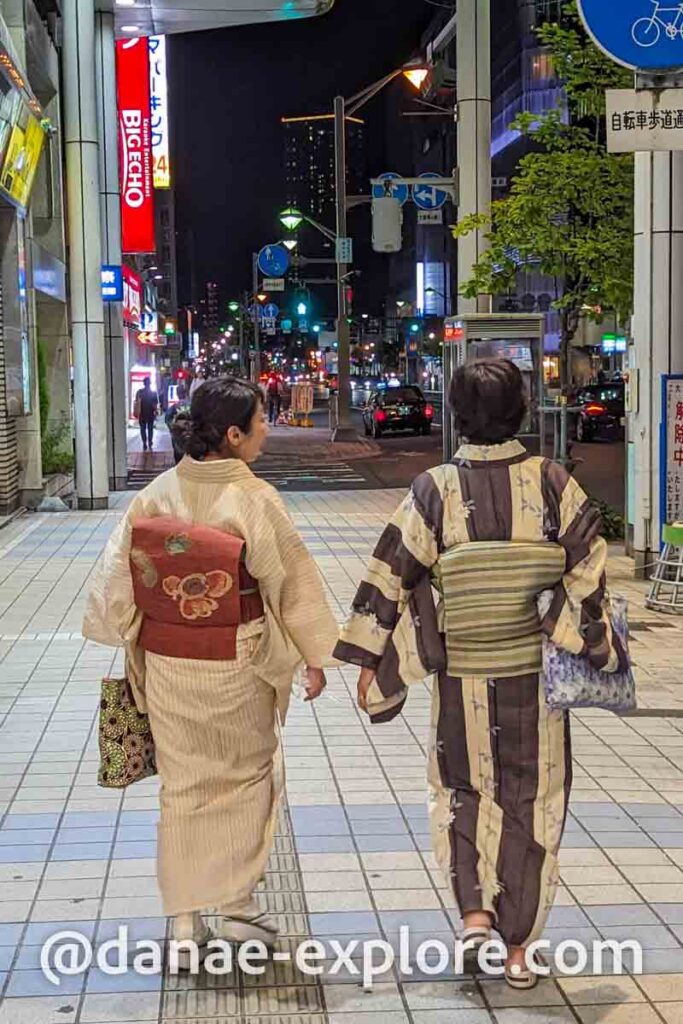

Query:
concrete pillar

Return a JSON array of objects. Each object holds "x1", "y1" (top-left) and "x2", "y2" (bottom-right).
[
  {"x1": 95, "y1": 12, "x2": 128, "y2": 490},
  {"x1": 63, "y1": 0, "x2": 109, "y2": 509},
  {"x1": 456, "y1": 0, "x2": 491, "y2": 315},
  {"x1": 631, "y1": 150, "x2": 683, "y2": 573}
]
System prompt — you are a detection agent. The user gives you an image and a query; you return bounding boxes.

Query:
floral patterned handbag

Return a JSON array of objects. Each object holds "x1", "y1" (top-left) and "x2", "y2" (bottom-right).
[
  {"x1": 98, "y1": 677, "x2": 157, "y2": 788},
  {"x1": 537, "y1": 591, "x2": 637, "y2": 713}
]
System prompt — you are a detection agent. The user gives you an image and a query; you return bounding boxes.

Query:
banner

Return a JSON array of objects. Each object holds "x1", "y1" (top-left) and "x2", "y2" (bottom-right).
[
  {"x1": 662, "y1": 375, "x2": 683, "y2": 529},
  {"x1": 149, "y1": 36, "x2": 170, "y2": 188},
  {"x1": 122, "y1": 265, "x2": 142, "y2": 327},
  {"x1": 116, "y1": 38, "x2": 155, "y2": 253}
]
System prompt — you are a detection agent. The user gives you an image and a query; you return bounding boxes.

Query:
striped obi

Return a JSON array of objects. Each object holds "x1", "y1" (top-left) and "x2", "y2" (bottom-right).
[{"x1": 433, "y1": 541, "x2": 566, "y2": 679}]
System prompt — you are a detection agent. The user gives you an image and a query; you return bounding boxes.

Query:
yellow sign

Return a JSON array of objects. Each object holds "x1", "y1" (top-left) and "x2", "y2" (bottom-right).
[{"x1": 1, "y1": 108, "x2": 45, "y2": 211}]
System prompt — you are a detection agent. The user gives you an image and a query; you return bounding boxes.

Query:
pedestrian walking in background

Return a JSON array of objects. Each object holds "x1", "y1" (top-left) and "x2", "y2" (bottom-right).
[
  {"x1": 134, "y1": 376, "x2": 159, "y2": 452},
  {"x1": 335, "y1": 358, "x2": 626, "y2": 988},
  {"x1": 266, "y1": 375, "x2": 283, "y2": 425},
  {"x1": 165, "y1": 382, "x2": 191, "y2": 464},
  {"x1": 83, "y1": 377, "x2": 338, "y2": 957},
  {"x1": 190, "y1": 370, "x2": 205, "y2": 398}
]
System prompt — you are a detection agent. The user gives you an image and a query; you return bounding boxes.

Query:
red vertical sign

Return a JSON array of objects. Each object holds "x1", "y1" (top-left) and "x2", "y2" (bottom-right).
[{"x1": 116, "y1": 38, "x2": 155, "y2": 254}]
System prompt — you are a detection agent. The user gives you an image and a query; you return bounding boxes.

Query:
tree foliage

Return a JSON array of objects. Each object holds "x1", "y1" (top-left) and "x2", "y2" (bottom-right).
[{"x1": 452, "y1": 1, "x2": 634, "y2": 387}]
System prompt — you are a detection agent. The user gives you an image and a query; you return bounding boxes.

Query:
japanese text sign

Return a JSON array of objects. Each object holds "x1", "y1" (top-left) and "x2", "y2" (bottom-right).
[
  {"x1": 148, "y1": 36, "x2": 170, "y2": 189},
  {"x1": 663, "y1": 376, "x2": 683, "y2": 528},
  {"x1": 607, "y1": 89, "x2": 683, "y2": 153}
]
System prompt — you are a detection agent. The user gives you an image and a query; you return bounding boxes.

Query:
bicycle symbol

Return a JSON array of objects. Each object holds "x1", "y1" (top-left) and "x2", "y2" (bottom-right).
[{"x1": 632, "y1": 1, "x2": 683, "y2": 46}]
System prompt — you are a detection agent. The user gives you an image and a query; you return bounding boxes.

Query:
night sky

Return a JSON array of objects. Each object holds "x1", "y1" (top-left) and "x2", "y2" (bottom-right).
[{"x1": 169, "y1": 0, "x2": 433, "y2": 311}]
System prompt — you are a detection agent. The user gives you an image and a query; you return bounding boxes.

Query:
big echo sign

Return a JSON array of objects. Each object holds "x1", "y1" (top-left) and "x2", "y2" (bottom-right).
[{"x1": 116, "y1": 38, "x2": 155, "y2": 254}]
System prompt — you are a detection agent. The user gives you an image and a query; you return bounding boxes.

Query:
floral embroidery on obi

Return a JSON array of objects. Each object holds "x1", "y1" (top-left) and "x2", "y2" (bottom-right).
[{"x1": 162, "y1": 570, "x2": 234, "y2": 620}]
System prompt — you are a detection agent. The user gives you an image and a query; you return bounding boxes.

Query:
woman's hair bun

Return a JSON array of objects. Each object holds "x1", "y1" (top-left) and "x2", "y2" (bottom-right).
[{"x1": 172, "y1": 376, "x2": 263, "y2": 461}]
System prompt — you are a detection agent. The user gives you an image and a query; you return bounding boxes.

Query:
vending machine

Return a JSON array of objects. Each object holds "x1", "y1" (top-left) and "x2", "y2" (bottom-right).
[{"x1": 442, "y1": 314, "x2": 546, "y2": 460}]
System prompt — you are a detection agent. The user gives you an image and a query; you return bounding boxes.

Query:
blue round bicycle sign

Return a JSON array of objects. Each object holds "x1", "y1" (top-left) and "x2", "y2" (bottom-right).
[{"x1": 578, "y1": 0, "x2": 683, "y2": 70}]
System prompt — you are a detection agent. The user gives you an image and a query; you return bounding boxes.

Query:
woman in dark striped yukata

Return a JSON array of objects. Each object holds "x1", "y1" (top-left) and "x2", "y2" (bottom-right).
[{"x1": 334, "y1": 359, "x2": 625, "y2": 988}]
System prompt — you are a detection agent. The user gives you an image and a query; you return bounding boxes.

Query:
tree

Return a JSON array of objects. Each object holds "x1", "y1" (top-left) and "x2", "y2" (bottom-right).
[{"x1": 452, "y1": 1, "x2": 634, "y2": 389}]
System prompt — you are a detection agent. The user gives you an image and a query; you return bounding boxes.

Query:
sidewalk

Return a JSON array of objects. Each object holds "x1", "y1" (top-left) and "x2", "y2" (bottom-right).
[{"x1": 1, "y1": 490, "x2": 683, "y2": 1024}]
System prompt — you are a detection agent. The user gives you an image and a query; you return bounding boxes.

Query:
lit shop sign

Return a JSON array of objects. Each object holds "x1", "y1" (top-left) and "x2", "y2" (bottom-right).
[
  {"x1": 122, "y1": 265, "x2": 143, "y2": 326},
  {"x1": 116, "y1": 38, "x2": 155, "y2": 253},
  {"x1": 101, "y1": 265, "x2": 124, "y2": 301},
  {"x1": 139, "y1": 308, "x2": 161, "y2": 345},
  {"x1": 444, "y1": 319, "x2": 464, "y2": 343},
  {"x1": 0, "y1": 45, "x2": 46, "y2": 213},
  {"x1": 149, "y1": 36, "x2": 170, "y2": 188}
]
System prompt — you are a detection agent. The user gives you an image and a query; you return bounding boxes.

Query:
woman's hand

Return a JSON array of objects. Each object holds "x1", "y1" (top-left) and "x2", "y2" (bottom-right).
[
  {"x1": 357, "y1": 667, "x2": 376, "y2": 713},
  {"x1": 304, "y1": 666, "x2": 327, "y2": 702}
]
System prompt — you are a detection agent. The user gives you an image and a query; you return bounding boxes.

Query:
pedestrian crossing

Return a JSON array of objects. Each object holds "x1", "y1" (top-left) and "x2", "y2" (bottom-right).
[
  {"x1": 126, "y1": 457, "x2": 368, "y2": 491},
  {"x1": 253, "y1": 456, "x2": 367, "y2": 490}
]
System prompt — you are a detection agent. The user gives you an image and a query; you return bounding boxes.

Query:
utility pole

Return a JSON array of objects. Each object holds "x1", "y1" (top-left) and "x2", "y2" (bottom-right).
[
  {"x1": 251, "y1": 253, "x2": 261, "y2": 383},
  {"x1": 332, "y1": 94, "x2": 356, "y2": 441},
  {"x1": 456, "y1": 0, "x2": 492, "y2": 315}
]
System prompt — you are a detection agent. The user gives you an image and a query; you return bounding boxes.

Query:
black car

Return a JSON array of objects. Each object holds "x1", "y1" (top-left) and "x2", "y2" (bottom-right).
[
  {"x1": 573, "y1": 382, "x2": 625, "y2": 442},
  {"x1": 362, "y1": 384, "x2": 434, "y2": 438}
]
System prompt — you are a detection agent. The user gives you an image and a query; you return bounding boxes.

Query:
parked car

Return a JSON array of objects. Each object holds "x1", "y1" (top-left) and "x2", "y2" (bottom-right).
[
  {"x1": 362, "y1": 384, "x2": 434, "y2": 438},
  {"x1": 573, "y1": 382, "x2": 625, "y2": 442}
]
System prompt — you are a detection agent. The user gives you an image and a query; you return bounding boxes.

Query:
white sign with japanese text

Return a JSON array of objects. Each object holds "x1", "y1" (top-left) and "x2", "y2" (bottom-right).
[
  {"x1": 149, "y1": 35, "x2": 170, "y2": 188},
  {"x1": 665, "y1": 376, "x2": 683, "y2": 527},
  {"x1": 607, "y1": 89, "x2": 683, "y2": 153}
]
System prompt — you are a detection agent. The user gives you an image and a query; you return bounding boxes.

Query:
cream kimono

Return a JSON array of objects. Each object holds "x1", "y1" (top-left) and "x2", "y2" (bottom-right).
[{"x1": 84, "y1": 457, "x2": 338, "y2": 916}]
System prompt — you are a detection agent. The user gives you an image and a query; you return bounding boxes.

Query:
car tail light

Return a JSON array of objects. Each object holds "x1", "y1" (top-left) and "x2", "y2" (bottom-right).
[
  {"x1": 375, "y1": 409, "x2": 387, "y2": 423},
  {"x1": 424, "y1": 404, "x2": 434, "y2": 419},
  {"x1": 585, "y1": 402, "x2": 607, "y2": 417}
]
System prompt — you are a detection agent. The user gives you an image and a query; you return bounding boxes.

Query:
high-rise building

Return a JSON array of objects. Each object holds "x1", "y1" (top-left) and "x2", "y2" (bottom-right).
[
  {"x1": 282, "y1": 114, "x2": 367, "y2": 222},
  {"x1": 205, "y1": 281, "x2": 219, "y2": 335}
]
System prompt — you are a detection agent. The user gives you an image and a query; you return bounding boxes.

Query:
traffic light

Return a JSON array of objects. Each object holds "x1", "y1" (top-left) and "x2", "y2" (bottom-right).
[
  {"x1": 297, "y1": 301, "x2": 308, "y2": 316},
  {"x1": 410, "y1": 322, "x2": 420, "y2": 334},
  {"x1": 372, "y1": 195, "x2": 403, "y2": 253}
]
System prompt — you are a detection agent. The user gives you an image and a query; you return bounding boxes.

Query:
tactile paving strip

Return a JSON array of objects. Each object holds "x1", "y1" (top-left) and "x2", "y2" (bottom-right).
[{"x1": 158, "y1": 802, "x2": 328, "y2": 1023}]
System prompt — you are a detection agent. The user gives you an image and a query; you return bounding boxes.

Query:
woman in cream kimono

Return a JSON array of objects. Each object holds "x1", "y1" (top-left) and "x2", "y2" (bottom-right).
[
  {"x1": 84, "y1": 378, "x2": 338, "y2": 951},
  {"x1": 335, "y1": 359, "x2": 626, "y2": 988}
]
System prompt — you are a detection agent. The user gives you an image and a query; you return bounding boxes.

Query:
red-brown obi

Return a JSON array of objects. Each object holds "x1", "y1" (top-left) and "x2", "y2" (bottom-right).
[{"x1": 129, "y1": 517, "x2": 264, "y2": 660}]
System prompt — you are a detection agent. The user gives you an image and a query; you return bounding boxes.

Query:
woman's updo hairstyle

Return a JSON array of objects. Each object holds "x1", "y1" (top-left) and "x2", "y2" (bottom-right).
[{"x1": 171, "y1": 376, "x2": 263, "y2": 460}]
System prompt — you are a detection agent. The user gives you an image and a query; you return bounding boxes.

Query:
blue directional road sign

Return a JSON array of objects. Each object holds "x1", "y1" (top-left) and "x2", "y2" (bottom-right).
[
  {"x1": 578, "y1": 0, "x2": 683, "y2": 71},
  {"x1": 263, "y1": 303, "x2": 280, "y2": 319},
  {"x1": 412, "y1": 173, "x2": 449, "y2": 211},
  {"x1": 257, "y1": 244, "x2": 290, "y2": 278},
  {"x1": 372, "y1": 172, "x2": 409, "y2": 206}
]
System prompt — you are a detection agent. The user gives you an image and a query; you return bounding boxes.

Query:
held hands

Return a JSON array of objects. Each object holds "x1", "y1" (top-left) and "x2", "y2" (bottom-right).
[
  {"x1": 357, "y1": 666, "x2": 376, "y2": 713},
  {"x1": 303, "y1": 666, "x2": 327, "y2": 702}
]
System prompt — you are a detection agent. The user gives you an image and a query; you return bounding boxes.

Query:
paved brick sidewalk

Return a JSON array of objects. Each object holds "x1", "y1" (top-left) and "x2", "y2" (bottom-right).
[{"x1": 1, "y1": 491, "x2": 683, "y2": 1024}]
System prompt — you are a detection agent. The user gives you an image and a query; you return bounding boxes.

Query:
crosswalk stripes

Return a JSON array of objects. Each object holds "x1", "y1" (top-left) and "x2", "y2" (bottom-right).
[
  {"x1": 127, "y1": 459, "x2": 367, "y2": 491},
  {"x1": 254, "y1": 458, "x2": 366, "y2": 489}
]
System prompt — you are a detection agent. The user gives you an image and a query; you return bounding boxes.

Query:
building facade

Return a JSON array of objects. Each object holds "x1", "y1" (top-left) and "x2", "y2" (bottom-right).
[
  {"x1": 283, "y1": 114, "x2": 366, "y2": 223},
  {"x1": 0, "y1": 0, "x2": 69, "y2": 515}
]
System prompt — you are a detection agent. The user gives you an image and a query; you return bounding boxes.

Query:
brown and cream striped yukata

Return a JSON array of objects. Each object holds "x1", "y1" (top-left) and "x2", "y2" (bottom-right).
[{"x1": 335, "y1": 439, "x2": 625, "y2": 948}]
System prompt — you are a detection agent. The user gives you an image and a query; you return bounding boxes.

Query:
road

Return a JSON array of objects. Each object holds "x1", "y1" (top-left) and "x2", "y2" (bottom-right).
[{"x1": 260, "y1": 402, "x2": 626, "y2": 510}]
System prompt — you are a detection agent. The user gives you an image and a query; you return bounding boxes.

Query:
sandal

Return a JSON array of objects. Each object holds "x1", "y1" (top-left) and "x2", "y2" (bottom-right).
[
  {"x1": 505, "y1": 951, "x2": 545, "y2": 990},
  {"x1": 458, "y1": 925, "x2": 492, "y2": 973}
]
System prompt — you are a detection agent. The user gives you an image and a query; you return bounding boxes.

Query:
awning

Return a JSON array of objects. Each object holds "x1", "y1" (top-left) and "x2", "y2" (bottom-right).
[{"x1": 106, "y1": 0, "x2": 335, "y2": 38}]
